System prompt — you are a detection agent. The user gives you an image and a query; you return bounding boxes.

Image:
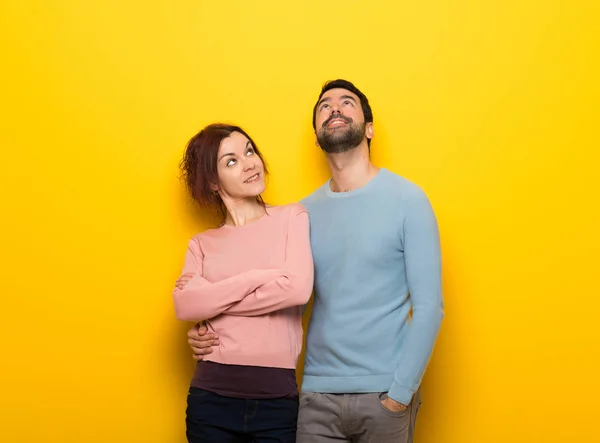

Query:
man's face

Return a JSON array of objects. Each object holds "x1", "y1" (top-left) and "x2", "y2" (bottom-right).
[{"x1": 314, "y1": 88, "x2": 371, "y2": 154}]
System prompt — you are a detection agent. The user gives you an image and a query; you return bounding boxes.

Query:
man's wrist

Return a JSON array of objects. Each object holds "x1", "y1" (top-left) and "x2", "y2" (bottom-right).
[
  {"x1": 391, "y1": 398, "x2": 407, "y2": 407},
  {"x1": 388, "y1": 382, "x2": 414, "y2": 406}
]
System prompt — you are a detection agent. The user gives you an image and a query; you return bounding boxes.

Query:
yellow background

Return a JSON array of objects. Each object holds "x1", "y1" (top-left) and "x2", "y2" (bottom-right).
[{"x1": 1, "y1": 1, "x2": 598, "y2": 442}]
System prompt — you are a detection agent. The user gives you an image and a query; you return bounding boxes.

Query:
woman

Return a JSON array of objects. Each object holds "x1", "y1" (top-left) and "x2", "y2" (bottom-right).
[{"x1": 173, "y1": 123, "x2": 313, "y2": 442}]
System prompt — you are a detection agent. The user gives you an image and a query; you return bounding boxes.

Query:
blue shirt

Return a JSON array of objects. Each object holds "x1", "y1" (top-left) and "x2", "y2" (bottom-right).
[{"x1": 300, "y1": 168, "x2": 444, "y2": 405}]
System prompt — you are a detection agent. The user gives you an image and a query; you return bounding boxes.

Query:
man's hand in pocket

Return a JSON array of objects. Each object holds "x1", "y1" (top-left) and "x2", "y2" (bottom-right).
[{"x1": 382, "y1": 396, "x2": 408, "y2": 412}]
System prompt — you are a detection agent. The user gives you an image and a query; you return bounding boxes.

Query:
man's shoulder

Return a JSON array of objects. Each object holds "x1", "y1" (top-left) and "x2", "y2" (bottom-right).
[
  {"x1": 379, "y1": 168, "x2": 430, "y2": 202},
  {"x1": 299, "y1": 181, "x2": 329, "y2": 208}
]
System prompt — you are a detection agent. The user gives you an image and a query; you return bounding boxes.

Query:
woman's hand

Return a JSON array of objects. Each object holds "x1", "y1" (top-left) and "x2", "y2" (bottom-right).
[
  {"x1": 188, "y1": 323, "x2": 219, "y2": 360},
  {"x1": 175, "y1": 272, "x2": 196, "y2": 290}
]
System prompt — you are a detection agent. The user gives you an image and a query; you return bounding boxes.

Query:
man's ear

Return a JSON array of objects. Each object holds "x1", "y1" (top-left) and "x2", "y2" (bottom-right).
[
  {"x1": 365, "y1": 122, "x2": 374, "y2": 140},
  {"x1": 314, "y1": 132, "x2": 320, "y2": 147}
]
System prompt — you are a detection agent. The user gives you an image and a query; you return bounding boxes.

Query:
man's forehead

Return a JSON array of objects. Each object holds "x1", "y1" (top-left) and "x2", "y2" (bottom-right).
[{"x1": 321, "y1": 88, "x2": 359, "y2": 101}]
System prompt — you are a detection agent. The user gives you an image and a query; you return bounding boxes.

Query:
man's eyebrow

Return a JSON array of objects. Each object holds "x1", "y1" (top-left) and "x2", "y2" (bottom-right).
[
  {"x1": 317, "y1": 97, "x2": 331, "y2": 108},
  {"x1": 317, "y1": 95, "x2": 358, "y2": 108}
]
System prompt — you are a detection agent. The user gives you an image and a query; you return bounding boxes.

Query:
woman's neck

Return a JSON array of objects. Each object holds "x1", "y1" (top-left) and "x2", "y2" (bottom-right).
[{"x1": 222, "y1": 197, "x2": 266, "y2": 226}]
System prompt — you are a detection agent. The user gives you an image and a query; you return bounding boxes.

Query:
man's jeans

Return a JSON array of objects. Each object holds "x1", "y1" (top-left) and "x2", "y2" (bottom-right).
[{"x1": 296, "y1": 388, "x2": 422, "y2": 443}]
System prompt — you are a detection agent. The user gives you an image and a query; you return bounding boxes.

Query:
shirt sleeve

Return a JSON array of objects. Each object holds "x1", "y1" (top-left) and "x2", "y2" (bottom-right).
[
  {"x1": 224, "y1": 205, "x2": 314, "y2": 316},
  {"x1": 388, "y1": 187, "x2": 445, "y2": 405},
  {"x1": 172, "y1": 238, "x2": 281, "y2": 321}
]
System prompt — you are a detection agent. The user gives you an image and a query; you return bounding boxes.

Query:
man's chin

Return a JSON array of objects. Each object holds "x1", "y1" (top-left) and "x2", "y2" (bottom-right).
[
  {"x1": 324, "y1": 126, "x2": 351, "y2": 135},
  {"x1": 320, "y1": 143, "x2": 359, "y2": 154},
  {"x1": 319, "y1": 132, "x2": 350, "y2": 146}
]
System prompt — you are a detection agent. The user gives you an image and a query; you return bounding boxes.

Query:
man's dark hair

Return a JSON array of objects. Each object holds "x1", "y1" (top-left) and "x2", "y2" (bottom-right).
[{"x1": 312, "y1": 79, "x2": 373, "y2": 147}]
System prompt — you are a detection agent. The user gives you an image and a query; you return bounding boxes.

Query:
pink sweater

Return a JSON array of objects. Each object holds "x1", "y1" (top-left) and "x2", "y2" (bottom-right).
[{"x1": 172, "y1": 203, "x2": 314, "y2": 369}]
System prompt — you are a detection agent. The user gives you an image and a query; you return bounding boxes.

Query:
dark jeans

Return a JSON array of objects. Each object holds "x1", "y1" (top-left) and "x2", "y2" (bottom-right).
[{"x1": 186, "y1": 387, "x2": 299, "y2": 443}]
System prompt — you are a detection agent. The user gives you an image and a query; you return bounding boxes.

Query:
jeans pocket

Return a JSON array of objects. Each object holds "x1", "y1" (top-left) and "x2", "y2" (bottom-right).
[
  {"x1": 376, "y1": 392, "x2": 411, "y2": 418},
  {"x1": 299, "y1": 392, "x2": 318, "y2": 409},
  {"x1": 187, "y1": 387, "x2": 211, "y2": 398}
]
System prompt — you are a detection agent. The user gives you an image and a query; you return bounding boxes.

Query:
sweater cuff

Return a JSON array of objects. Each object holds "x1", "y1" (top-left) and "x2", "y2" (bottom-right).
[{"x1": 388, "y1": 382, "x2": 414, "y2": 406}]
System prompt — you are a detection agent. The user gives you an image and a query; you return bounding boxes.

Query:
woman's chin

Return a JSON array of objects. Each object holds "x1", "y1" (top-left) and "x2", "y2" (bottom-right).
[
  {"x1": 249, "y1": 182, "x2": 266, "y2": 197},
  {"x1": 235, "y1": 183, "x2": 266, "y2": 200}
]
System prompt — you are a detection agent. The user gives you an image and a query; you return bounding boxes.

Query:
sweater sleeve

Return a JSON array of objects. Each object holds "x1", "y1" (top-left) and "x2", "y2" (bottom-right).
[
  {"x1": 224, "y1": 205, "x2": 314, "y2": 316},
  {"x1": 387, "y1": 187, "x2": 445, "y2": 405},
  {"x1": 172, "y1": 238, "x2": 281, "y2": 321}
]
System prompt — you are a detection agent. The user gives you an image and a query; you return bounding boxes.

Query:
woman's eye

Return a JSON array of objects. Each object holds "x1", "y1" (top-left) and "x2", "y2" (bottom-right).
[
  {"x1": 227, "y1": 159, "x2": 236, "y2": 167},
  {"x1": 246, "y1": 148, "x2": 254, "y2": 156}
]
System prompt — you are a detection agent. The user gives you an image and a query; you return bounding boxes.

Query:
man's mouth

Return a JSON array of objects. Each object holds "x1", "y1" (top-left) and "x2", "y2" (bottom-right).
[
  {"x1": 244, "y1": 173, "x2": 260, "y2": 184},
  {"x1": 327, "y1": 119, "x2": 348, "y2": 128},
  {"x1": 324, "y1": 115, "x2": 352, "y2": 128}
]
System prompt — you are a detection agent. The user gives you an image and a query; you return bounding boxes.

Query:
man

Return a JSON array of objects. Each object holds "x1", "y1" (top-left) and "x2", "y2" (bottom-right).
[{"x1": 186, "y1": 79, "x2": 444, "y2": 442}]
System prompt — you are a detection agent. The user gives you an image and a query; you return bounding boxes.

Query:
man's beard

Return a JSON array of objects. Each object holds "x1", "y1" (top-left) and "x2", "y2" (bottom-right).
[{"x1": 317, "y1": 115, "x2": 366, "y2": 154}]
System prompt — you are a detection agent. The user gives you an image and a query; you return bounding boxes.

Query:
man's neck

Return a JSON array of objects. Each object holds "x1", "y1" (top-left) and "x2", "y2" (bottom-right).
[{"x1": 326, "y1": 143, "x2": 380, "y2": 193}]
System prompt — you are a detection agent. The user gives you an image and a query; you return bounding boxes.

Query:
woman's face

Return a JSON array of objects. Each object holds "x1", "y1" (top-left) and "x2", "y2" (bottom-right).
[{"x1": 215, "y1": 131, "x2": 266, "y2": 200}]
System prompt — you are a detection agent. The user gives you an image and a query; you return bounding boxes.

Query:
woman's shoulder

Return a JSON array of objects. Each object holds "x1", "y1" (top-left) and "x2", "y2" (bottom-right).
[
  {"x1": 266, "y1": 202, "x2": 308, "y2": 217},
  {"x1": 190, "y1": 223, "x2": 228, "y2": 242}
]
